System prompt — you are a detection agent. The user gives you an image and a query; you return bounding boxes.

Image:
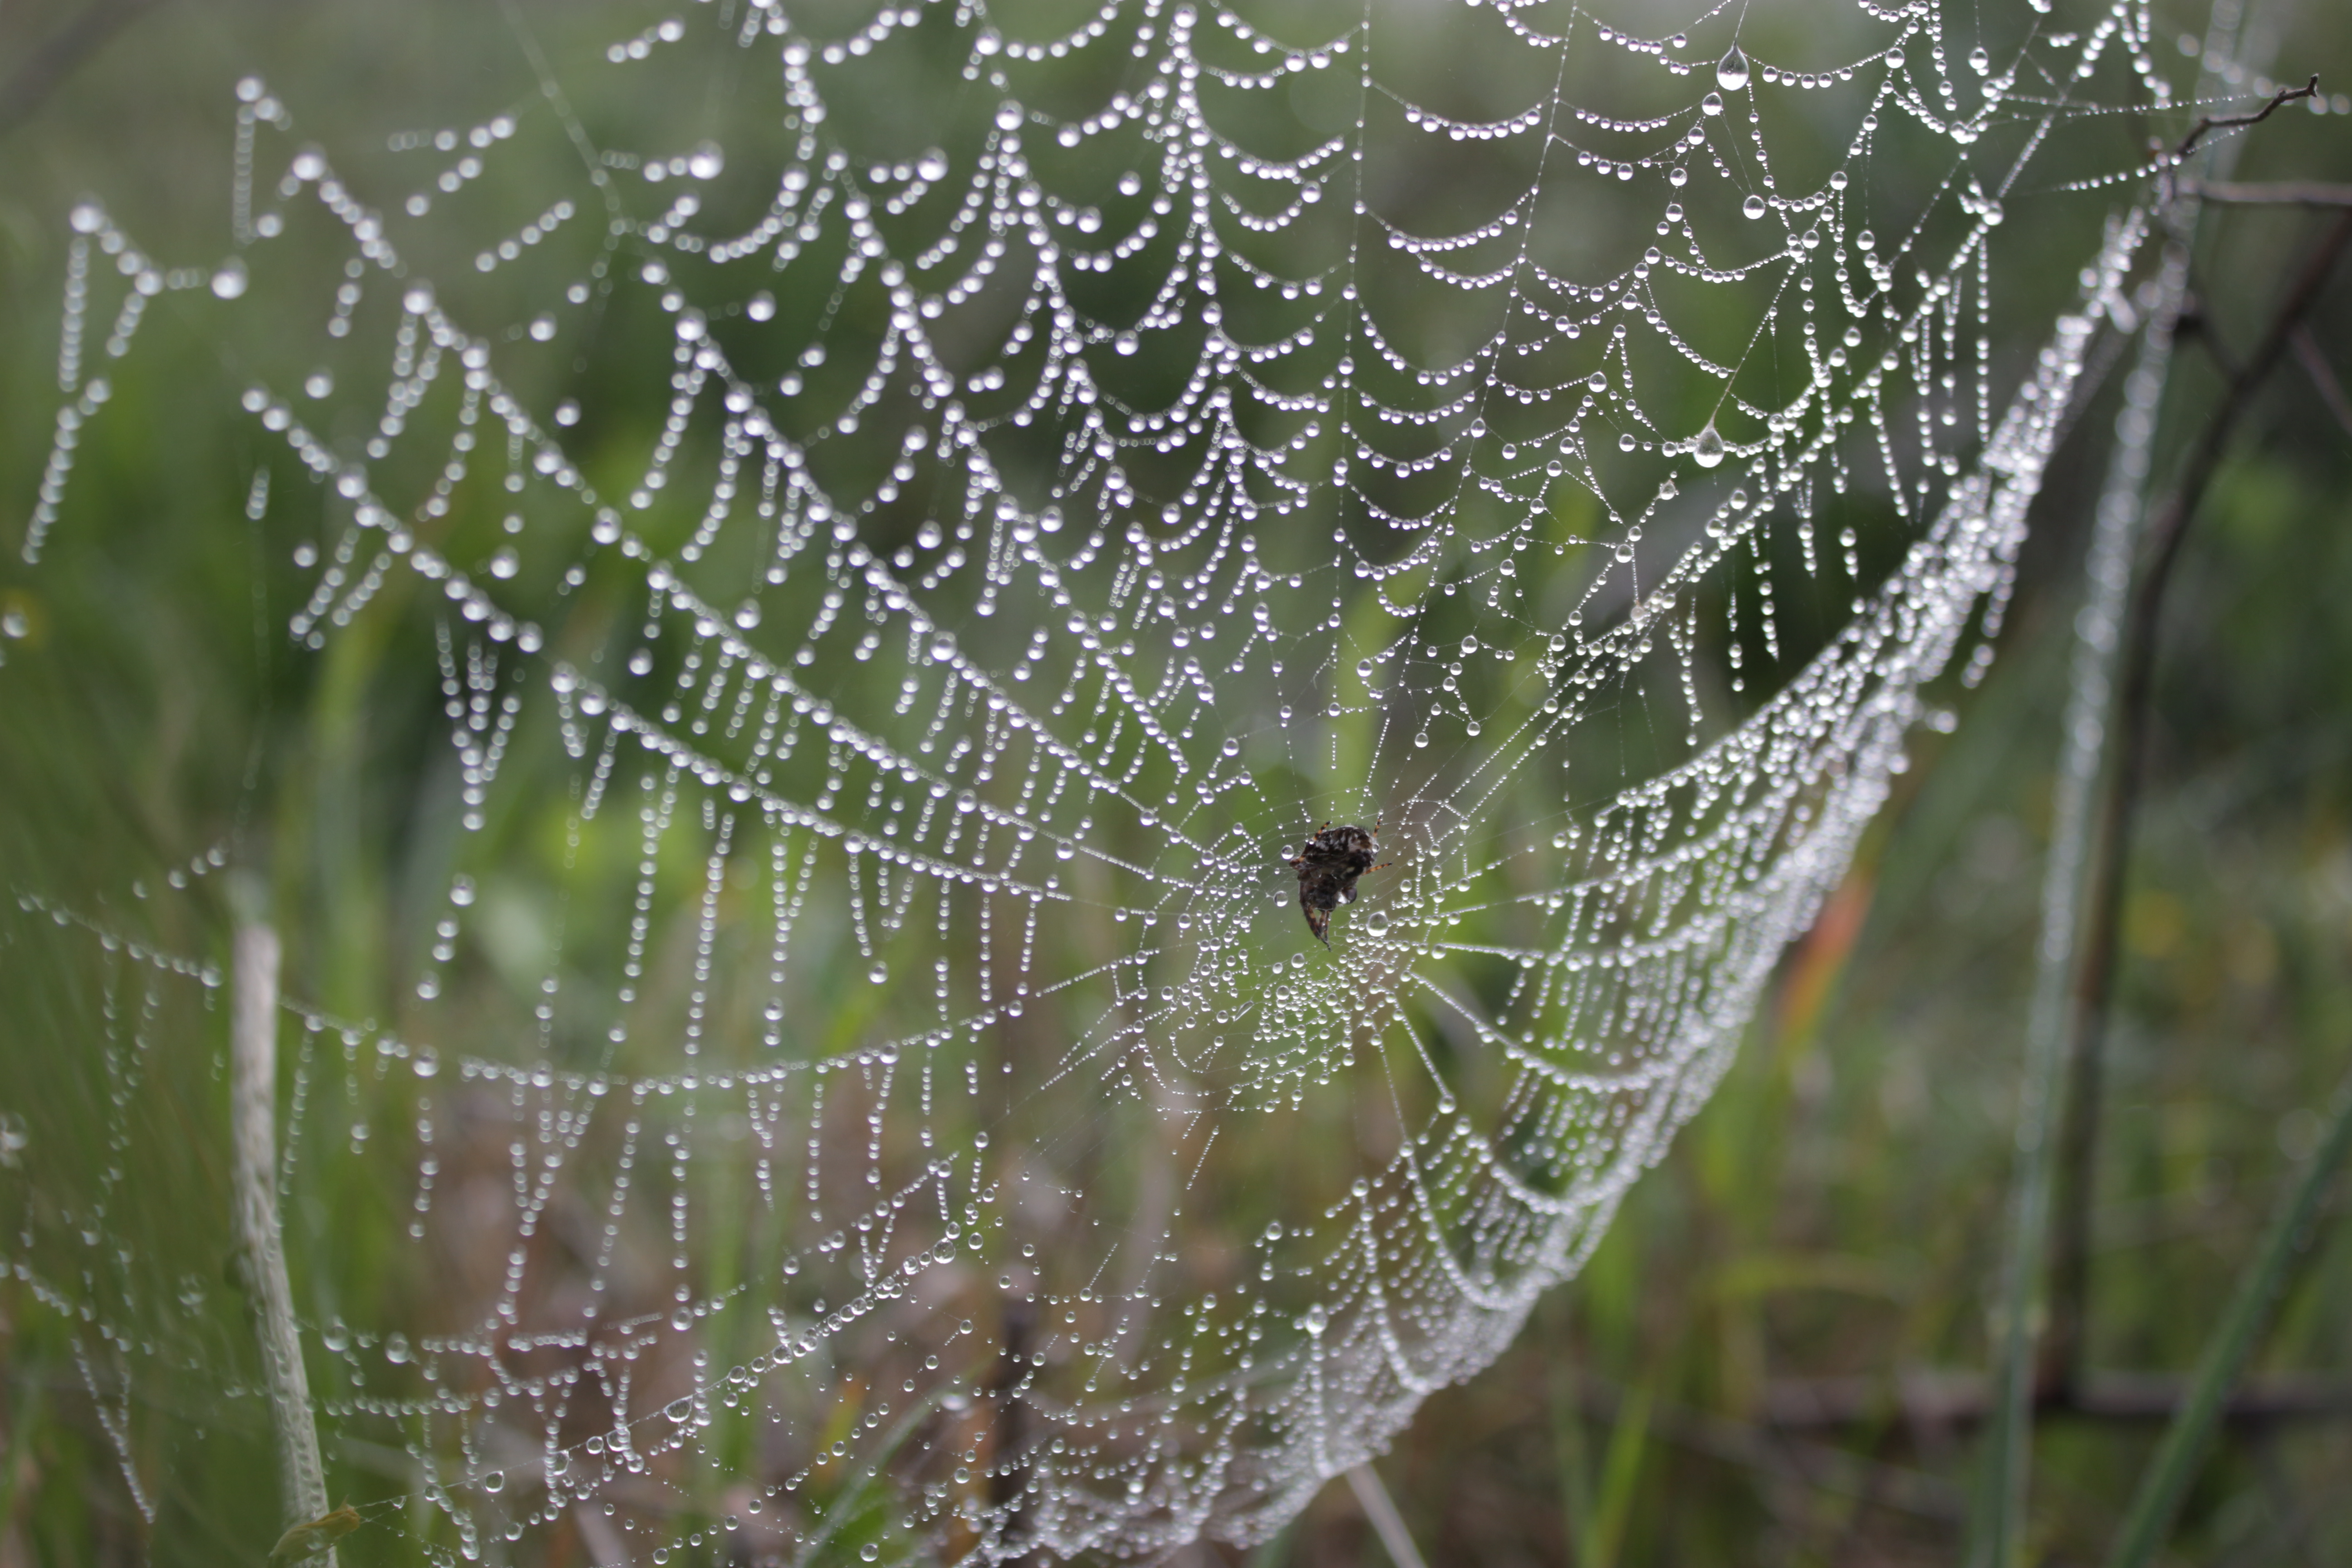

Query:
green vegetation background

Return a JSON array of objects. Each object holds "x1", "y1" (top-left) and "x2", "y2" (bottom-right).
[{"x1": 0, "y1": 0, "x2": 2348, "y2": 1563}]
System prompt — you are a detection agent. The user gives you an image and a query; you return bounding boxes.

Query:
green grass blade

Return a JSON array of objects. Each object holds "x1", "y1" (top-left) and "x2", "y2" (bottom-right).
[
  {"x1": 1587, "y1": 1383, "x2": 1650, "y2": 1568},
  {"x1": 2104, "y1": 1065, "x2": 2352, "y2": 1568},
  {"x1": 1550, "y1": 1361, "x2": 1597, "y2": 1567}
]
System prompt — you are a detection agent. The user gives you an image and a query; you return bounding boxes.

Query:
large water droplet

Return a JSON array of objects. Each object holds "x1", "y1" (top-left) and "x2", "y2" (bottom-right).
[
  {"x1": 869, "y1": 962, "x2": 888, "y2": 985},
  {"x1": 482, "y1": 1470, "x2": 505, "y2": 1494},
  {"x1": 210, "y1": 259, "x2": 248, "y2": 300},
  {"x1": 1743, "y1": 194, "x2": 1768, "y2": 220},
  {"x1": 1366, "y1": 911, "x2": 1391, "y2": 936},
  {"x1": 1692, "y1": 424, "x2": 1727, "y2": 468},
  {"x1": 1717, "y1": 45, "x2": 1751, "y2": 91}
]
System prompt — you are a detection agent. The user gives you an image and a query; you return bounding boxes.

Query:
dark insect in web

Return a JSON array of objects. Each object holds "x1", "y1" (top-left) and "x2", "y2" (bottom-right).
[{"x1": 1288, "y1": 823, "x2": 1387, "y2": 946}]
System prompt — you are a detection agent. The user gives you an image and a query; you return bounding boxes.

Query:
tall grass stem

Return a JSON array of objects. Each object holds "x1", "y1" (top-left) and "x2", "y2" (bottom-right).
[
  {"x1": 231, "y1": 920, "x2": 335, "y2": 1558},
  {"x1": 1346, "y1": 1463, "x2": 1428, "y2": 1568}
]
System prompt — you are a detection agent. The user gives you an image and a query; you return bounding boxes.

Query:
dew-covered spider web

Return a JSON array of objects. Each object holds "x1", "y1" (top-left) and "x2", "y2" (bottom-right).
[{"x1": 0, "y1": 0, "x2": 2238, "y2": 1558}]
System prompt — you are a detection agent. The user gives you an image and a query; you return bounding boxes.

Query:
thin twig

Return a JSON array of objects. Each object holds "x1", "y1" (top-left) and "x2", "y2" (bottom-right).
[
  {"x1": 2177, "y1": 296, "x2": 2244, "y2": 382},
  {"x1": 2292, "y1": 323, "x2": 2352, "y2": 437},
  {"x1": 1763, "y1": 1368, "x2": 2352, "y2": 1429},
  {"x1": 2171, "y1": 75, "x2": 2321, "y2": 167},
  {"x1": 2041, "y1": 271, "x2": 2192, "y2": 1403},
  {"x1": 1582, "y1": 1374, "x2": 1967, "y2": 1521},
  {"x1": 2154, "y1": 77, "x2": 2322, "y2": 212},
  {"x1": 2179, "y1": 179, "x2": 2352, "y2": 210},
  {"x1": 2064, "y1": 208, "x2": 2352, "y2": 1375},
  {"x1": 2045, "y1": 211, "x2": 2352, "y2": 1415}
]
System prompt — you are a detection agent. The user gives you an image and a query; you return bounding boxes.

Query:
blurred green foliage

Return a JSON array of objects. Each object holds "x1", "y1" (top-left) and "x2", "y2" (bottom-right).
[{"x1": 0, "y1": 0, "x2": 2349, "y2": 1564}]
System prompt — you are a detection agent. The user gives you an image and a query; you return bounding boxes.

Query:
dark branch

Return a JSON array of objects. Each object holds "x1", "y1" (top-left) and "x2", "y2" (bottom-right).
[
  {"x1": 2176, "y1": 295, "x2": 2244, "y2": 382},
  {"x1": 1568, "y1": 1372, "x2": 1967, "y2": 1522},
  {"x1": 2179, "y1": 178, "x2": 2352, "y2": 210},
  {"x1": 2171, "y1": 75, "x2": 2322, "y2": 166},
  {"x1": 2043, "y1": 210, "x2": 2352, "y2": 1407},
  {"x1": 1764, "y1": 1369, "x2": 2352, "y2": 1431},
  {"x1": 2293, "y1": 324, "x2": 2352, "y2": 438}
]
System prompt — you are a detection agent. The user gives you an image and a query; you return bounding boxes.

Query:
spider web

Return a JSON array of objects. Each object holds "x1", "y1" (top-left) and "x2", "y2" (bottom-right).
[{"x1": 1, "y1": 0, "x2": 2205, "y2": 1558}]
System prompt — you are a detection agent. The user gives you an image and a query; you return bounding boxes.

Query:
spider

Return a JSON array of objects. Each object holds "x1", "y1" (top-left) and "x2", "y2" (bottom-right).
[{"x1": 1288, "y1": 822, "x2": 1388, "y2": 947}]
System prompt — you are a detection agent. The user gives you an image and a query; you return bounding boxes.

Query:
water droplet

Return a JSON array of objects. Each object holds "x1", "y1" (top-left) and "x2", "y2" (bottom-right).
[
  {"x1": 1692, "y1": 424, "x2": 1726, "y2": 468},
  {"x1": 482, "y1": 1470, "x2": 505, "y2": 1494},
  {"x1": 747, "y1": 291, "x2": 775, "y2": 322},
  {"x1": 1717, "y1": 45, "x2": 1751, "y2": 91},
  {"x1": 734, "y1": 598, "x2": 761, "y2": 631},
  {"x1": 449, "y1": 875, "x2": 475, "y2": 907},
  {"x1": 402, "y1": 285, "x2": 434, "y2": 315},
  {"x1": 1969, "y1": 45, "x2": 1991, "y2": 74},
  {"x1": 687, "y1": 140, "x2": 725, "y2": 180},
  {"x1": 629, "y1": 648, "x2": 655, "y2": 676},
  {"x1": 210, "y1": 259, "x2": 248, "y2": 300},
  {"x1": 1742, "y1": 194, "x2": 1768, "y2": 220},
  {"x1": 869, "y1": 962, "x2": 888, "y2": 985},
  {"x1": 861, "y1": 1548, "x2": 880, "y2": 1564},
  {"x1": 1366, "y1": 911, "x2": 1390, "y2": 936}
]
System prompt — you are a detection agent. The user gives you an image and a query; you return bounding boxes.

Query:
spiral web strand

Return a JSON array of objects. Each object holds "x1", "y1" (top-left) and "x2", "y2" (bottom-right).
[{"x1": 2, "y1": 0, "x2": 2217, "y2": 1558}]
